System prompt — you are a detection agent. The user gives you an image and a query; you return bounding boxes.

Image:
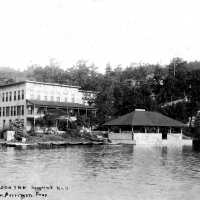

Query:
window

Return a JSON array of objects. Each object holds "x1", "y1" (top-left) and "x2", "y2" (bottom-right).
[
  {"x1": 44, "y1": 96, "x2": 48, "y2": 101},
  {"x1": 11, "y1": 106, "x2": 13, "y2": 116},
  {"x1": 2, "y1": 93, "x2": 4, "y2": 102},
  {"x1": 3, "y1": 107, "x2": 5, "y2": 116},
  {"x1": 6, "y1": 107, "x2": 10, "y2": 116},
  {"x1": 22, "y1": 90, "x2": 24, "y2": 100},
  {"x1": 21, "y1": 105, "x2": 24, "y2": 115},
  {"x1": 27, "y1": 106, "x2": 33, "y2": 115},
  {"x1": 14, "y1": 106, "x2": 16, "y2": 116},
  {"x1": 9, "y1": 91, "x2": 12, "y2": 101},
  {"x1": 51, "y1": 96, "x2": 54, "y2": 101},
  {"x1": 14, "y1": 91, "x2": 16, "y2": 101},
  {"x1": 18, "y1": 90, "x2": 20, "y2": 100},
  {"x1": 6, "y1": 92, "x2": 8, "y2": 102},
  {"x1": 56, "y1": 97, "x2": 60, "y2": 102},
  {"x1": 17, "y1": 106, "x2": 21, "y2": 115}
]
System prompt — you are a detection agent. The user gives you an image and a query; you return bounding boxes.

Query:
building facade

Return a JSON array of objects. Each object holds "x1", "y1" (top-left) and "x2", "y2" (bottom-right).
[{"x1": 0, "y1": 80, "x2": 97, "y2": 131}]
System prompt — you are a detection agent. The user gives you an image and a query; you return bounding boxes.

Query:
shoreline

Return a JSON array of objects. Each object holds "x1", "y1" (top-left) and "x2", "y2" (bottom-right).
[{"x1": 0, "y1": 133, "x2": 107, "y2": 148}]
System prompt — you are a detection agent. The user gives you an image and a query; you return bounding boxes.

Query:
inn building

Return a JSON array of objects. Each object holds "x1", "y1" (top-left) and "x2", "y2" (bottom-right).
[{"x1": 0, "y1": 80, "x2": 97, "y2": 131}]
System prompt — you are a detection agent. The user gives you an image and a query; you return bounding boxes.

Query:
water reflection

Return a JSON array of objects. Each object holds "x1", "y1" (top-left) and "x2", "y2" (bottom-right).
[{"x1": 0, "y1": 145, "x2": 200, "y2": 199}]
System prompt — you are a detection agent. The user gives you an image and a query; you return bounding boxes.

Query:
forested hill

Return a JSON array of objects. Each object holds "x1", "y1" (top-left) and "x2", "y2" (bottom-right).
[
  {"x1": 1, "y1": 58, "x2": 200, "y2": 125},
  {"x1": 185, "y1": 61, "x2": 200, "y2": 71},
  {"x1": 0, "y1": 67, "x2": 26, "y2": 85}
]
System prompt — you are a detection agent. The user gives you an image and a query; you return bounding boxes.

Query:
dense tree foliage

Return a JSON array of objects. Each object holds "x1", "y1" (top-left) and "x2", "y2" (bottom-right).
[{"x1": 1, "y1": 58, "x2": 200, "y2": 125}]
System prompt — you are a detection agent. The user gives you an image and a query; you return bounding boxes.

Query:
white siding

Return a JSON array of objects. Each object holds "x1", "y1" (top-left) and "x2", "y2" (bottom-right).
[
  {"x1": 0, "y1": 83, "x2": 26, "y2": 129},
  {"x1": 25, "y1": 82, "x2": 83, "y2": 104}
]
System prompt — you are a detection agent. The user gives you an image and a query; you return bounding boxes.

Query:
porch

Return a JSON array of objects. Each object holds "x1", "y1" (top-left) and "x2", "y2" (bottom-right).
[{"x1": 26, "y1": 100, "x2": 96, "y2": 132}]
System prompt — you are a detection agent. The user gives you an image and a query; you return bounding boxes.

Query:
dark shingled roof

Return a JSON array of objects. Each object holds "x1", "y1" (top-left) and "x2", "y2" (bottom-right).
[
  {"x1": 27, "y1": 100, "x2": 96, "y2": 110},
  {"x1": 104, "y1": 110, "x2": 186, "y2": 127}
]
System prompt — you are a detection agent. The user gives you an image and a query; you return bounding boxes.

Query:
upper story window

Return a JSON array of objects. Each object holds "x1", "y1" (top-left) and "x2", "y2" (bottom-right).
[
  {"x1": 22, "y1": 90, "x2": 24, "y2": 100},
  {"x1": 6, "y1": 92, "x2": 8, "y2": 102},
  {"x1": 9, "y1": 91, "x2": 12, "y2": 101},
  {"x1": 14, "y1": 91, "x2": 16, "y2": 101},
  {"x1": 2, "y1": 93, "x2": 4, "y2": 102},
  {"x1": 18, "y1": 90, "x2": 21, "y2": 100}
]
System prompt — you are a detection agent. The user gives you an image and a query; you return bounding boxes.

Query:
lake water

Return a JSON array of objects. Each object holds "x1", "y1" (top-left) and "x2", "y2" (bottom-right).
[{"x1": 0, "y1": 145, "x2": 200, "y2": 200}]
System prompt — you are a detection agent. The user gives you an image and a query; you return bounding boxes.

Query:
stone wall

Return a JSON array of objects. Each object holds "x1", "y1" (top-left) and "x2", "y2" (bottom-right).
[{"x1": 109, "y1": 132, "x2": 192, "y2": 146}]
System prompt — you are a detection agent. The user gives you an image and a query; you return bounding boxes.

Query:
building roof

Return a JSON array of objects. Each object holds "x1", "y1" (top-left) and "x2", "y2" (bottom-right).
[
  {"x1": 0, "y1": 80, "x2": 80, "y2": 89},
  {"x1": 27, "y1": 100, "x2": 96, "y2": 110},
  {"x1": 104, "y1": 110, "x2": 185, "y2": 127}
]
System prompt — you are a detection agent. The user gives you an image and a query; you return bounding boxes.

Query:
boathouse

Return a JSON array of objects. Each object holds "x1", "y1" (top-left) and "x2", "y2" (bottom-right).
[{"x1": 104, "y1": 109, "x2": 187, "y2": 145}]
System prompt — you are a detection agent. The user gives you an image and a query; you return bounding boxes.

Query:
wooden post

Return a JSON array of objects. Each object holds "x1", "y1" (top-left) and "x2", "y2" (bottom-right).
[
  {"x1": 56, "y1": 120, "x2": 58, "y2": 129},
  {"x1": 33, "y1": 104, "x2": 35, "y2": 132},
  {"x1": 24, "y1": 104, "x2": 27, "y2": 134},
  {"x1": 67, "y1": 119, "x2": 69, "y2": 129},
  {"x1": 157, "y1": 127, "x2": 160, "y2": 133},
  {"x1": 144, "y1": 127, "x2": 147, "y2": 133},
  {"x1": 169, "y1": 128, "x2": 172, "y2": 134},
  {"x1": 131, "y1": 127, "x2": 134, "y2": 140}
]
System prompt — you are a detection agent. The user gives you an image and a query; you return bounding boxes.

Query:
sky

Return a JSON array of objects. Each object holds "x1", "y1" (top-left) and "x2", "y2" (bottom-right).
[{"x1": 0, "y1": 0, "x2": 199, "y2": 73}]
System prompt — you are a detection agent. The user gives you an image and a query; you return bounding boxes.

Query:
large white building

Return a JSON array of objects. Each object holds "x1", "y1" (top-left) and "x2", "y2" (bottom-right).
[{"x1": 0, "y1": 80, "x2": 97, "y2": 131}]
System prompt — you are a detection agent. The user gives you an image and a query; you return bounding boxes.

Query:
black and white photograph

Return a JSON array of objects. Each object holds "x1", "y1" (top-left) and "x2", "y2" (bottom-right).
[{"x1": 0, "y1": 0, "x2": 199, "y2": 199}]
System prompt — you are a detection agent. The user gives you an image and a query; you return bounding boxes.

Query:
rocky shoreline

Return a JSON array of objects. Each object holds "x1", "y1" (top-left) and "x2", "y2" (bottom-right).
[
  {"x1": 0, "y1": 140, "x2": 105, "y2": 148},
  {"x1": 0, "y1": 132, "x2": 109, "y2": 148}
]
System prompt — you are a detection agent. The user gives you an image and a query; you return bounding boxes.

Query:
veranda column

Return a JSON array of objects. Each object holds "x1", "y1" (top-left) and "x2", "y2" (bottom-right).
[
  {"x1": 33, "y1": 104, "x2": 35, "y2": 132},
  {"x1": 24, "y1": 103, "x2": 27, "y2": 133}
]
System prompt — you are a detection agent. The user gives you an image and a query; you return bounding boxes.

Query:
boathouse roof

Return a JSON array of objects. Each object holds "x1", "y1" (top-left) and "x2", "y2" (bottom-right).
[{"x1": 104, "y1": 110, "x2": 186, "y2": 127}]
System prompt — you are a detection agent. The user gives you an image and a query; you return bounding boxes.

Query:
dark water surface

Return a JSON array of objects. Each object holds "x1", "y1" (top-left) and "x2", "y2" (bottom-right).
[{"x1": 0, "y1": 145, "x2": 200, "y2": 200}]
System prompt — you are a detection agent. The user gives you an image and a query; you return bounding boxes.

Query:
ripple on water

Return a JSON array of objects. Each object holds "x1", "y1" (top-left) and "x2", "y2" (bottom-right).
[{"x1": 0, "y1": 145, "x2": 200, "y2": 199}]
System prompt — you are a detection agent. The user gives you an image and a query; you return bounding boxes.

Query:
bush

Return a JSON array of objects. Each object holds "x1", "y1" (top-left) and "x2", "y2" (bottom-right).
[
  {"x1": 9, "y1": 119, "x2": 26, "y2": 140},
  {"x1": 62, "y1": 129, "x2": 81, "y2": 138}
]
